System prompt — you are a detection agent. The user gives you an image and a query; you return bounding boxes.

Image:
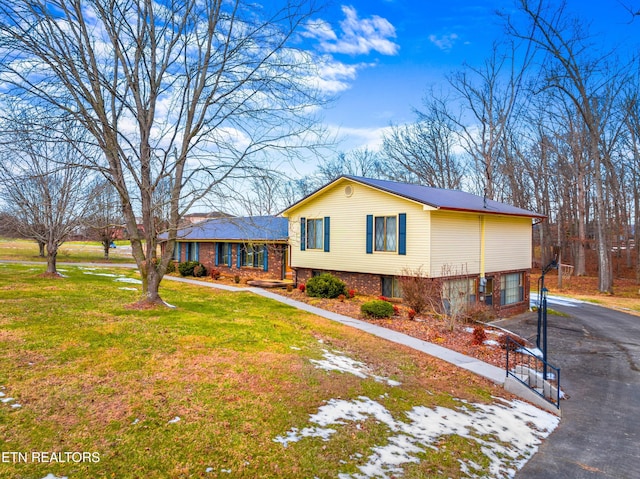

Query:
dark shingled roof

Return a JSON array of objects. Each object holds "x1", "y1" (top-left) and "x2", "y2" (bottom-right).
[
  {"x1": 285, "y1": 176, "x2": 544, "y2": 219},
  {"x1": 171, "y1": 216, "x2": 288, "y2": 242}
]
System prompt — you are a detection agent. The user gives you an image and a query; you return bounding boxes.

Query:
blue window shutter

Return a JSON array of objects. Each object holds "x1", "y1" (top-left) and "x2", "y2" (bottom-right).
[
  {"x1": 398, "y1": 213, "x2": 407, "y2": 255},
  {"x1": 227, "y1": 243, "x2": 232, "y2": 267},
  {"x1": 263, "y1": 244, "x2": 269, "y2": 271},
  {"x1": 324, "y1": 217, "x2": 330, "y2": 252},
  {"x1": 300, "y1": 217, "x2": 306, "y2": 251},
  {"x1": 177, "y1": 243, "x2": 182, "y2": 261},
  {"x1": 236, "y1": 244, "x2": 241, "y2": 268},
  {"x1": 366, "y1": 215, "x2": 373, "y2": 254},
  {"x1": 214, "y1": 243, "x2": 219, "y2": 266},
  {"x1": 195, "y1": 242, "x2": 200, "y2": 261}
]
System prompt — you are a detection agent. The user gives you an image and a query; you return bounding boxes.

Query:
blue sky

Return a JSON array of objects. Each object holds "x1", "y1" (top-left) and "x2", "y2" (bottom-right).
[{"x1": 302, "y1": 0, "x2": 638, "y2": 153}]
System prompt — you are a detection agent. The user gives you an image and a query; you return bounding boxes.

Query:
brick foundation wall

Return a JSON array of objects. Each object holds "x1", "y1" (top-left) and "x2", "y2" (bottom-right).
[
  {"x1": 174, "y1": 242, "x2": 286, "y2": 280},
  {"x1": 293, "y1": 267, "x2": 531, "y2": 318}
]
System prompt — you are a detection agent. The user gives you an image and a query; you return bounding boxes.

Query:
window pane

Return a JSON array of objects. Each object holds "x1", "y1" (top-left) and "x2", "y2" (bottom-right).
[
  {"x1": 386, "y1": 216, "x2": 396, "y2": 251},
  {"x1": 315, "y1": 220, "x2": 323, "y2": 249},
  {"x1": 375, "y1": 217, "x2": 385, "y2": 251},
  {"x1": 306, "y1": 219, "x2": 323, "y2": 249}
]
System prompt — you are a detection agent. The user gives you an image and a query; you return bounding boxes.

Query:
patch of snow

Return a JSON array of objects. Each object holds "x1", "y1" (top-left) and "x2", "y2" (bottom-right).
[
  {"x1": 83, "y1": 271, "x2": 119, "y2": 277},
  {"x1": 530, "y1": 293, "x2": 584, "y2": 308},
  {"x1": 487, "y1": 330, "x2": 504, "y2": 336},
  {"x1": 275, "y1": 396, "x2": 559, "y2": 479},
  {"x1": 167, "y1": 416, "x2": 181, "y2": 424},
  {"x1": 114, "y1": 277, "x2": 143, "y2": 284},
  {"x1": 464, "y1": 327, "x2": 475, "y2": 333},
  {"x1": 516, "y1": 347, "x2": 544, "y2": 359},
  {"x1": 40, "y1": 475, "x2": 68, "y2": 479},
  {"x1": 1, "y1": 397, "x2": 14, "y2": 403},
  {"x1": 205, "y1": 467, "x2": 214, "y2": 473},
  {"x1": 131, "y1": 418, "x2": 140, "y2": 425},
  {"x1": 310, "y1": 350, "x2": 401, "y2": 387},
  {"x1": 162, "y1": 301, "x2": 177, "y2": 309},
  {"x1": 11, "y1": 403, "x2": 21, "y2": 408},
  {"x1": 119, "y1": 287, "x2": 138, "y2": 291},
  {"x1": 290, "y1": 346, "x2": 302, "y2": 350},
  {"x1": 0, "y1": 391, "x2": 4, "y2": 397},
  {"x1": 484, "y1": 339, "x2": 500, "y2": 347}
]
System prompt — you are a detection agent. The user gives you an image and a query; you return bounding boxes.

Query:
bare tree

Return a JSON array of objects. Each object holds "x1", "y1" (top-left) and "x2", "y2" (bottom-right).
[
  {"x1": 382, "y1": 96, "x2": 464, "y2": 189},
  {"x1": 84, "y1": 180, "x2": 125, "y2": 259},
  {"x1": 0, "y1": 119, "x2": 95, "y2": 274},
  {"x1": 0, "y1": 0, "x2": 327, "y2": 304},
  {"x1": 506, "y1": 0, "x2": 633, "y2": 293},
  {"x1": 446, "y1": 43, "x2": 528, "y2": 199},
  {"x1": 316, "y1": 147, "x2": 384, "y2": 184}
]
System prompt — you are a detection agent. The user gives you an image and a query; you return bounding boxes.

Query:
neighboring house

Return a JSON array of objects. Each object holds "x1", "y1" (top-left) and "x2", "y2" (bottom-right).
[
  {"x1": 165, "y1": 216, "x2": 290, "y2": 280},
  {"x1": 282, "y1": 176, "x2": 545, "y2": 317}
]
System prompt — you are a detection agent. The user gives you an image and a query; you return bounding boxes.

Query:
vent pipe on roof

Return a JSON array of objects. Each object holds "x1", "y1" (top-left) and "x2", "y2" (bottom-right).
[{"x1": 483, "y1": 188, "x2": 488, "y2": 209}]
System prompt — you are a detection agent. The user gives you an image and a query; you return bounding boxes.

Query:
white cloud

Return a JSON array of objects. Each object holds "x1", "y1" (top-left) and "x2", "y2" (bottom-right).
[
  {"x1": 305, "y1": 6, "x2": 399, "y2": 56},
  {"x1": 429, "y1": 32, "x2": 459, "y2": 52},
  {"x1": 329, "y1": 124, "x2": 394, "y2": 152}
]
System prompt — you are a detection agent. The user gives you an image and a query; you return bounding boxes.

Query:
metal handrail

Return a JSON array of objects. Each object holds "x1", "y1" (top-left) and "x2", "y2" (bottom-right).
[{"x1": 506, "y1": 337, "x2": 561, "y2": 408}]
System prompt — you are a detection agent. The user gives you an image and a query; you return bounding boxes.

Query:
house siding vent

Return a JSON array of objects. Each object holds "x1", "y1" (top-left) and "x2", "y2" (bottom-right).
[{"x1": 344, "y1": 185, "x2": 354, "y2": 197}]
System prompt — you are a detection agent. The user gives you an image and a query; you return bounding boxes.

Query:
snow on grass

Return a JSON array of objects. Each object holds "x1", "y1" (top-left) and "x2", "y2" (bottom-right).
[
  {"x1": 83, "y1": 271, "x2": 120, "y2": 278},
  {"x1": 40, "y1": 474, "x2": 68, "y2": 479},
  {"x1": 275, "y1": 396, "x2": 559, "y2": 479},
  {"x1": 310, "y1": 350, "x2": 401, "y2": 387},
  {"x1": 114, "y1": 277, "x2": 143, "y2": 284}
]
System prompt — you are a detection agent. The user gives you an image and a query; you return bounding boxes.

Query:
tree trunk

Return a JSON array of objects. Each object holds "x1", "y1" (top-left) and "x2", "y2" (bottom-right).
[
  {"x1": 102, "y1": 239, "x2": 110, "y2": 260},
  {"x1": 38, "y1": 241, "x2": 45, "y2": 257},
  {"x1": 46, "y1": 244, "x2": 58, "y2": 275},
  {"x1": 592, "y1": 141, "x2": 613, "y2": 293}
]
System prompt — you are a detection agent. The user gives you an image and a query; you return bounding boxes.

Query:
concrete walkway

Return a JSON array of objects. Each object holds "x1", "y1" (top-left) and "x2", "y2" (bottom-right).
[{"x1": 165, "y1": 275, "x2": 506, "y2": 385}]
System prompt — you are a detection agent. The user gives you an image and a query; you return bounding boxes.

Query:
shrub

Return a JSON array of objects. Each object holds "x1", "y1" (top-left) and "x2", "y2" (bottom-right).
[
  {"x1": 234, "y1": 275, "x2": 241, "y2": 284},
  {"x1": 178, "y1": 261, "x2": 206, "y2": 277},
  {"x1": 348, "y1": 289, "x2": 356, "y2": 298},
  {"x1": 193, "y1": 264, "x2": 207, "y2": 277},
  {"x1": 471, "y1": 326, "x2": 487, "y2": 346},
  {"x1": 407, "y1": 308, "x2": 417, "y2": 320},
  {"x1": 298, "y1": 283, "x2": 306, "y2": 293},
  {"x1": 398, "y1": 268, "x2": 439, "y2": 314},
  {"x1": 338, "y1": 294, "x2": 346, "y2": 302},
  {"x1": 286, "y1": 284, "x2": 293, "y2": 292},
  {"x1": 165, "y1": 261, "x2": 176, "y2": 274},
  {"x1": 210, "y1": 269, "x2": 221, "y2": 280},
  {"x1": 305, "y1": 273, "x2": 347, "y2": 299},
  {"x1": 393, "y1": 304, "x2": 400, "y2": 315},
  {"x1": 361, "y1": 300, "x2": 395, "y2": 319}
]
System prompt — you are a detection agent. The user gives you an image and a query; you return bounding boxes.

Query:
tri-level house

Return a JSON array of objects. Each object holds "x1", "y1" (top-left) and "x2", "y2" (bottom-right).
[{"x1": 282, "y1": 176, "x2": 545, "y2": 317}]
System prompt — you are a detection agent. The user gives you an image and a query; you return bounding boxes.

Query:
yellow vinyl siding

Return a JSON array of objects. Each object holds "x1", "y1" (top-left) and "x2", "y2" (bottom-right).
[
  {"x1": 484, "y1": 216, "x2": 532, "y2": 271},
  {"x1": 286, "y1": 179, "x2": 430, "y2": 275},
  {"x1": 430, "y1": 212, "x2": 481, "y2": 277}
]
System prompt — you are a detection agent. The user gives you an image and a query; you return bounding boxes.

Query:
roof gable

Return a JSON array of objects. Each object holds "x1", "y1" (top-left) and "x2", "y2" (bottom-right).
[{"x1": 283, "y1": 176, "x2": 544, "y2": 219}]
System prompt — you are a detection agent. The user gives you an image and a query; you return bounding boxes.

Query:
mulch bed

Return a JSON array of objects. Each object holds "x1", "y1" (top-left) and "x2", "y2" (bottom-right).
[{"x1": 270, "y1": 288, "x2": 513, "y2": 370}]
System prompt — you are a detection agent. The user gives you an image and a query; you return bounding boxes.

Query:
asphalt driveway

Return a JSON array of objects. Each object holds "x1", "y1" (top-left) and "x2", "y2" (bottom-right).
[{"x1": 492, "y1": 296, "x2": 640, "y2": 479}]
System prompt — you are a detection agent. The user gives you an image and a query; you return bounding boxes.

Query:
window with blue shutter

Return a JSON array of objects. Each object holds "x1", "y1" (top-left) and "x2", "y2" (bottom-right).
[
  {"x1": 236, "y1": 244, "x2": 241, "y2": 268},
  {"x1": 177, "y1": 243, "x2": 182, "y2": 261},
  {"x1": 195, "y1": 242, "x2": 200, "y2": 262},
  {"x1": 300, "y1": 217, "x2": 306, "y2": 251},
  {"x1": 263, "y1": 245, "x2": 269, "y2": 271},
  {"x1": 227, "y1": 243, "x2": 232, "y2": 267},
  {"x1": 324, "y1": 217, "x2": 330, "y2": 252},
  {"x1": 398, "y1": 213, "x2": 406, "y2": 255},
  {"x1": 366, "y1": 215, "x2": 373, "y2": 254},
  {"x1": 214, "y1": 243, "x2": 219, "y2": 266}
]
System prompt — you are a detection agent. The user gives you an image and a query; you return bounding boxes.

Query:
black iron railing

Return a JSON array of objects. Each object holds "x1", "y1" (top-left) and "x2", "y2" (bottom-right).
[{"x1": 506, "y1": 337, "x2": 561, "y2": 409}]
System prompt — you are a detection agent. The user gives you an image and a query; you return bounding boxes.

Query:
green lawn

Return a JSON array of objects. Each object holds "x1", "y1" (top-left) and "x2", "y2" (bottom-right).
[
  {"x1": 0, "y1": 237, "x2": 135, "y2": 264},
  {"x1": 0, "y1": 263, "x2": 557, "y2": 478}
]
